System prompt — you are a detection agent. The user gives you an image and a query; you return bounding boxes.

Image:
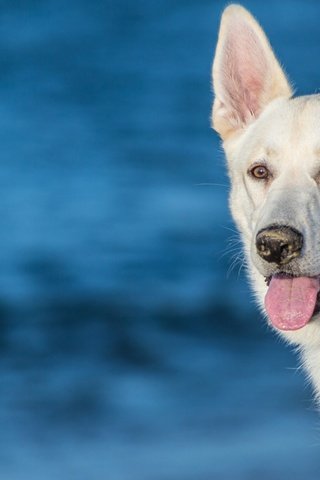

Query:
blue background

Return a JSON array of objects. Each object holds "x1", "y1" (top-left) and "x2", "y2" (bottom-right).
[{"x1": 0, "y1": 0, "x2": 320, "y2": 478}]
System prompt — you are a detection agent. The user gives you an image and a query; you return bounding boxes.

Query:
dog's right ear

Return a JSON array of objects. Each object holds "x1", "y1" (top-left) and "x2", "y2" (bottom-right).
[{"x1": 212, "y1": 5, "x2": 292, "y2": 140}]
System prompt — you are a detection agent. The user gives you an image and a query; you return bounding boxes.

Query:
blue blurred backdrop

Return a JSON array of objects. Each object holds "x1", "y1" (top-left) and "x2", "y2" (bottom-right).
[{"x1": 1, "y1": 0, "x2": 320, "y2": 478}]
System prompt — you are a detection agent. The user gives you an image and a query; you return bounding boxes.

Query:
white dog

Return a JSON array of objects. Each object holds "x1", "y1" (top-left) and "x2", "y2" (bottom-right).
[{"x1": 212, "y1": 4, "x2": 320, "y2": 401}]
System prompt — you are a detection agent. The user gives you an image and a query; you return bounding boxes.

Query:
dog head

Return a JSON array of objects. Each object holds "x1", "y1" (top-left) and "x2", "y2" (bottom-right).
[{"x1": 212, "y1": 5, "x2": 320, "y2": 346}]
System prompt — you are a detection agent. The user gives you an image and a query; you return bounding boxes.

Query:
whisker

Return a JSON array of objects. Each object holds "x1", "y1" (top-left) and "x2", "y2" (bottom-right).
[
  {"x1": 225, "y1": 235, "x2": 242, "y2": 246},
  {"x1": 217, "y1": 228, "x2": 246, "y2": 278},
  {"x1": 194, "y1": 182, "x2": 228, "y2": 187},
  {"x1": 219, "y1": 246, "x2": 242, "y2": 260},
  {"x1": 236, "y1": 256, "x2": 247, "y2": 278},
  {"x1": 226, "y1": 253, "x2": 244, "y2": 278},
  {"x1": 221, "y1": 225, "x2": 240, "y2": 235}
]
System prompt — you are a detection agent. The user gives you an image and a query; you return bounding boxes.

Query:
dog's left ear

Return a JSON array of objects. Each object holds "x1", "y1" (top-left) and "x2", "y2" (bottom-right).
[{"x1": 212, "y1": 5, "x2": 292, "y2": 140}]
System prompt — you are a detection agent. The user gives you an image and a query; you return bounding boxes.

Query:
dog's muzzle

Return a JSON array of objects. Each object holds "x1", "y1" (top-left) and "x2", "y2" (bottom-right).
[{"x1": 256, "y1": 225, "x2": 303, "y2": 266}]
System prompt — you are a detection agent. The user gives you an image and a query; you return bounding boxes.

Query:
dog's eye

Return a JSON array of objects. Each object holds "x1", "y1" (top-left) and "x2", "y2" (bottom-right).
[{"x1": 249, "y1": 165, "x2": 270, "y2": 180}]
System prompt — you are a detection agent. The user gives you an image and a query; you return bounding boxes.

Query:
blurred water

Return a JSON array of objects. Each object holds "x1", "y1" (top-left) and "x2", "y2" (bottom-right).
[{"x1": 0, "y1": 0, "x2": 319, "y2": 479}]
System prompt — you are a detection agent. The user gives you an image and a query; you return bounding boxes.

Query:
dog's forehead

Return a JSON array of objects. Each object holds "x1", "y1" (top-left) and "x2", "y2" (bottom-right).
[
  {"x1": 232, "y1": 95, "x2": 320, "y2": 161},
  {"x1": 261, "y1": 96, "x2": 320, "y2": 146}
]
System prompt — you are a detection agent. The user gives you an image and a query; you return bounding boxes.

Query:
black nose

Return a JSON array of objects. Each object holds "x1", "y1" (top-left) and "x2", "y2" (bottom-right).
[{"x1": 256, "y1": 226, "x2": 303, "y2": 265}]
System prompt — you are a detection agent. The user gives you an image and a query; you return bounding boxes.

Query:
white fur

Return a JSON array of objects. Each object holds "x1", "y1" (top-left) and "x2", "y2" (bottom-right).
[{"x1": 212, "y1": 4, "x2": 320, "y2": 401}]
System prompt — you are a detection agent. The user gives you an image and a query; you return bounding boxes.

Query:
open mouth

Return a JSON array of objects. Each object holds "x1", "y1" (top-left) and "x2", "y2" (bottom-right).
[{"x1": 264, "y1": 274, "x2": 320, "y2": 331}]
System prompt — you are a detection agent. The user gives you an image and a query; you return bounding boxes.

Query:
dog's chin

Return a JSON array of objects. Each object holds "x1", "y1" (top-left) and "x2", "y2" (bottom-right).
[
  {"x1": 310, "y1": 289, "x2": 320, "y2": 317},
  {"x1": 276, "y1": 310, "x2": 320, "y2": 348}
]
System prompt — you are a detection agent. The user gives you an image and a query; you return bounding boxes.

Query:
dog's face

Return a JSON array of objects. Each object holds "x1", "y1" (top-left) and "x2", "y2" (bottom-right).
[{"x1": 212, "y1": 5, "x2": 320, "y2": 347}]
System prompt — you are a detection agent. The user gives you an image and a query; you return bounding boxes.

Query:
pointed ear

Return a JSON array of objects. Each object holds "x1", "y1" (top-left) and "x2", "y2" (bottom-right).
[{"x1": 212, "y1": 5, "x2": 292, "y2": 140}]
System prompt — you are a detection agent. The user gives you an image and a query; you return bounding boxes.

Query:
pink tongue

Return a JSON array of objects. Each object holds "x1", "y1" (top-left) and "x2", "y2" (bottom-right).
[{"x1": 265, "y1": 276, "x2": 320, "y2": 330}]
